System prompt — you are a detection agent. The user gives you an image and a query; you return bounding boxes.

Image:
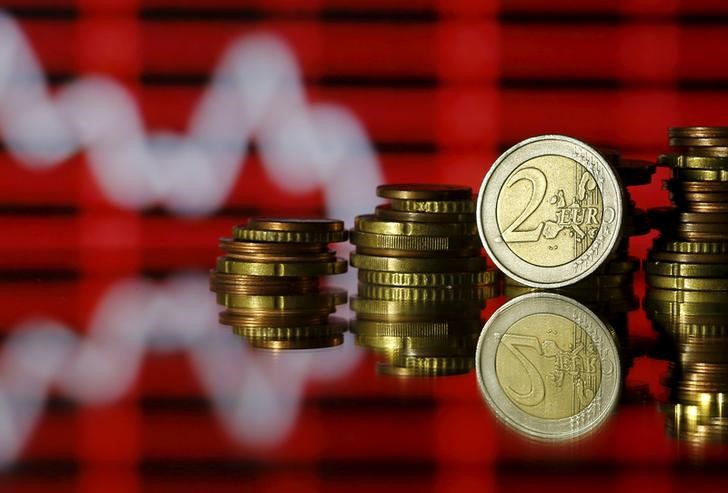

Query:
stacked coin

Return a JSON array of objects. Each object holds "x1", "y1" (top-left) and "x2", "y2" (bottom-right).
[
  {"x1": 659, "y1": 326, "x2": 728, "y2": 444},
  {"x1": 349, "y1": 184, "x2": 499, "y2": 376},
  {"x1": 644, "y1": 127, "x2": 728, "y2": 443},
  {"x1": 210, "y1": 218, "x2": 348, "y2": 350}
]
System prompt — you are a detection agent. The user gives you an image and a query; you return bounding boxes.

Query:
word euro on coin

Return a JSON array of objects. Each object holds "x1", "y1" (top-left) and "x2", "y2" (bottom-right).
[{"x1": 477, "y1": 135, "x2": 624, "y2": 288}]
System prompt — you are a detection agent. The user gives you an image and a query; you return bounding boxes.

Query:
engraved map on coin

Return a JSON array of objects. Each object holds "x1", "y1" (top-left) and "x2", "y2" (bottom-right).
[
  {"x1": 496, "y1": 155, "x2": 604, "y2": 267},
  {"x1": 476, "y1": 292, "x2": 621, "y2": 440},
  {"x1": 495, "y1": 312, "x2": 601, "y2": 419},
  {"x1": 477, "y1": 135, "x2": 623, "y2": 288}
]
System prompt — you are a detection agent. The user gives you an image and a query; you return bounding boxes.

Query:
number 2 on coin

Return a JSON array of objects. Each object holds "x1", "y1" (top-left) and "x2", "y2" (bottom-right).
[
  {"x1": 500, "y1": 167, "x2": 547, "y2": 243},
  {"x1": 501, "y1": 333, "x2": 545, "y2": 407}
]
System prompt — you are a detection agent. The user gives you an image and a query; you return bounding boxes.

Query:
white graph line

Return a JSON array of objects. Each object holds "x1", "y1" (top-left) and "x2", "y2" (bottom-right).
[
  {"x1": 0, "y1": 273, "x2": 361, "y2": 465},
  {"x1": 0, "y1": 12, "x2": 383, "y2": 221}
]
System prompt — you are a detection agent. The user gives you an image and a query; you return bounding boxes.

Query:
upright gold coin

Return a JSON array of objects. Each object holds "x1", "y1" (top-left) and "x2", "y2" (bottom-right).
[
  {"x1": 476, "y1": 292, "x2": 621, "y2": 440},
  {"x1": 477, "y1": 135, "x2": 624, "y2": 288}
]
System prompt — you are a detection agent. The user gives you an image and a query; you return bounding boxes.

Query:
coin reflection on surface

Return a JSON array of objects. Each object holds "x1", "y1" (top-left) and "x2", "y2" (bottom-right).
[{"x1": 476, "y1": 292, "x2": 621, "y2": 440}]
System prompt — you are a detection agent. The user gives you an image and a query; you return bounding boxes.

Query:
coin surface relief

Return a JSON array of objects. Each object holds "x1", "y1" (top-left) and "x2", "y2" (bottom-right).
[
  {"x1": 477, "y1": 135, "x2": 624, "y2": 288},
  {"x1": 476, "y1": 292, "x2": 621, "y2": 440}
]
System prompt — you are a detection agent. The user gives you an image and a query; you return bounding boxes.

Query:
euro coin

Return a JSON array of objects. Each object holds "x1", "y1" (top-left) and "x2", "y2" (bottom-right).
[
  {"x1": 357, "y1": 283, "x2": 496, "y2": 302},
  {"x1": 659, "y1": 154, "x2": 728, "y2": 170},
  {"x1": 375, "y1": 204, "x2": 475, "y2": 224},
  {"x1": 350, "y1": 318, "x2": 482, "y2": 337},
  {"x1": 390, "y1": 198, "x2": 475, "y2": 214},
  {"x1": 357, "y1": 269, "x2": 499, "y2": 287},
  {"x1": 477, "y1": 135, "x2": 624, "y2": 288},
  {"x1": 646, "y1": 275, "x2": 728, "y2": 291},
  {"x1": 217, "y1": 288, "x2": 347, "y2": 310},
  {"x1": 216, "y1": 256, "x2": 347, "y2": 276},
  {"x1": 645, "y1": 260, "x2": 728, "y2": 278},
  {"x1": 476, "y1": 292, "x2": 621, "y2": 440},
  {"x1": 669, "y1": 126, "x2": 728, "y2": 148},
  {"x1": 350, "y1": 252, "x2": 486, "y2": 273}
]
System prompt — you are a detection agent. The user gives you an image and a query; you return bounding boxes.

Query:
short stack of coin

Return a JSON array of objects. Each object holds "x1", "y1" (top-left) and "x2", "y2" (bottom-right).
[
  {"x1": 210, "y1": 218, "x2": 348, "y2": 350},
  {"x1": 643, "y1": 127, "x2": 728, "y2": 443},
  {"x1": 349, "y1": 184, "x2": 499, "y2": 376},
  {"x1": 660, "y1": 326, "x2": 728, "y2": 444}
]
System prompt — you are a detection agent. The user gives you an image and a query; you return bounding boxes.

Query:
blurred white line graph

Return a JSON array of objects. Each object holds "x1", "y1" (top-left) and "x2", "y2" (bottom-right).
[
  {"x1": 0, "y1": 12, "x2": 382, "y2": 220},
  {"x1": 0, "y1": 273, "x2": 361, "y2": 465}
]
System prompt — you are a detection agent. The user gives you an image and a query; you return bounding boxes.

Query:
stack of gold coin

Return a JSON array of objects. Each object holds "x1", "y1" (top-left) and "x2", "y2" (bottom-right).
[
  {"x1": 349, "y1": 184, "x2": 499, "y2": 376},
  {"x1": 658, "y1": 322, "x2": 728, "y2": 444},
  {"x1": 476, "y1": 135, "x2": 652, "y2": 291},
  {"x1": 210, "y1": 218, "x2": 348, "y2": 350},
  {"x1": 643, "y1": 127, "x2": 728, "y2": 443}
]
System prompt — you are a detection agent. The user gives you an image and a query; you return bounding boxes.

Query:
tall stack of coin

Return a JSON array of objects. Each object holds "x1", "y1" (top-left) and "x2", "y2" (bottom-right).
[
  {"x1": 210, "y1": 218, "x2": 348, "y2": 349},
  {"x1": 349, "y1": 184, "x2": 498, "y2": 376},
  {"x1": 644, "y1": 127, "x2": 728, "y2": 443},
  {"x1": 476, "y1": 135, "x2": 634, "y2": 289}
]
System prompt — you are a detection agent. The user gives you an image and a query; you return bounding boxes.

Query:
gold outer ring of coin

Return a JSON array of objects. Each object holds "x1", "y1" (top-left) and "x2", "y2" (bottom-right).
[
  {"x1": 659, "y1": 154, "x2": 728, "y2": 170},
  {"x1": 216, "y1": 257, "x2": 348, "y2": 276},
  {"x1": 646, "y1": 275, "x2": 728, "y2": 291},
  {"x1": 389, "y1": 198, "x2": 476, "y2": 213},
  {"x1": 216, "y1": 288, "x2": 348, "y2": 310},
  {"x1": 349, "y1": 229, "x2": 481, "y2": 253},
  {"x1": 357, "y1": 283, "x2": 496, "y2": 302},
  {"x1": 376, "y1": 184, "x2": 472, "y2": 201},
  {"x1": 476, "y1": 292, "x2": 620, "y2": 440},
  {"x1": 357, "y1": 269, "x2": 498, "y2": 287},
  {"x1": 476, "y1": 135, "x2": 624, "y2": 289},
  {"x1": 350, "y1": 252, "x2": 487, "y2": 273},
  {"x1": 375, "y1": 204, "x2": 476, "y2": 223},
  {"x1": 350, "y1": 319, "x2": 483, "y2": 337},
  {"x1": 644, "y1": 260, "x2": 728, "y2": 278},
  {"x1": 233, "y1": 227, "x2": 347, "y2": 243},
  {"x1": 355, "y1": 214, "x2": 478, "y2": 236}
]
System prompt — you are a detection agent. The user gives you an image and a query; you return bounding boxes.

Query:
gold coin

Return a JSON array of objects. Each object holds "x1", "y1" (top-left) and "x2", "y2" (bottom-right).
[
  {"x1": 375, "y1": 204, "x2": 476, "y2": 223},
  {"x1": 674, "y1": 168, "x2": 728, "y2": 182},
  {"x1": 647, "y1": 308, "x2": 728, "y2": 326},
  {"x1": 247, "y1": 217, "x2": 345, "y2": 233},
  {"x1": 357, "y1": 269, "x2": 498, "y2": 287},
  {"x1": 477, "y1": 135, "x2": 624, "y2": 288},
  {"x1": 357, "y1": 283, "x2": 496, "y2": 302},
  {"x1": 247, "y1": 335, "x2": 344, "y2": 350},
  {"x1": 649, "y1": 250, "x2": 728, "y2": 264},
  {"x1": 653, "y1": 239, "x2": 728, "y2": 254},
  {"x1": 350, "y1": 230, "x2": 480, "y2": 252},
  {"x1": 390, "y1": 198, "x2": 475, "y2": 214},
  {"x1": 644, "y1": 260, "x2": 728, "y2": 278},
  {"x1": 646, "y1": 275, "x2": 728, "y2": 291},
  {"x1": 216, "y1": 256, "x2": 347, "y2": 276},
  {"x1": 216, "y1": 288, "x2": 347, "y2": 310},
  {"x1": 668, "y1": 126, "x2": 728, "y2": 147},
  {"x1": 350, "y1": 318, "x2": 482, "y2": 337},
  {"x1": 659, "y1": 154, "x2": 728, "y2": 170},
  {"x1": 219, "y1": 238, "x2": 327, "y2": 256},
  {"x1": 649, "y1": 207, "x2": 728, "y2": 225},
  {"x1": 476, "y1": 292, "x2": 621, "y2": 440},
  {"x1": 354, "y1": 246, "x2": 482, "y2": 258},
  {"x1": 350, "y1": 252, "x2": 486, "y2": 273},
  {"x1": 645, "y1": 288, "x2": 728, "y2": 304},
  {"x1": 666, "y1": 180, "x2": 728, "y2": 193},
  {"x1": 378, "y1": 356, "x2": 474, "y2": 377},
  {"x1": 209, "y1": 271, "x2": 319, "y2": 294},
  {"x1": 681, "y1": 202, "x2": 728, "y2": 213},
  {"x1": 670, "y1": 190, "x2": 728, "y2": 203},
  {"x1": 376, "y1": 184, "x2": 472, "y2": 201},
  {"x1": 233, "y1": 227, "x2": 347, "y2": 243},
  {"x1": 219, "y1": 310, "x2": 331, "y2": 327},
  {"x1": 356, "y1": 333, "x2": 477, "y2": 356},
  {"x1": 355, "y1": 214, "x2": 478, "y2": 237},
  {"x1": 232, "y1": 318, "x2": 347, "y2": 339},
  {"x1": 350, "y1": 297, "x2": 484, "y2": 318}
]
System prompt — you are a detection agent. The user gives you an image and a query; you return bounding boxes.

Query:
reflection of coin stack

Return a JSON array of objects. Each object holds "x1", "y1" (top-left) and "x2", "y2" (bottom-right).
[
  {"x1": 504, "y1": 147, "x2": 651, "y2": 302},
  {"x1": 349, "y1": 184, "x2": 499, "y2": 376},
  {"x1": 644, "y1": 127, "x2": 728, "y2": 443},
  {"x1": 210, "y1": 218, "x2": 348, "y2": 350}
]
